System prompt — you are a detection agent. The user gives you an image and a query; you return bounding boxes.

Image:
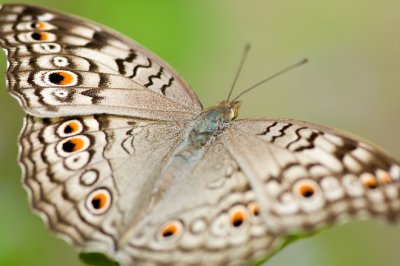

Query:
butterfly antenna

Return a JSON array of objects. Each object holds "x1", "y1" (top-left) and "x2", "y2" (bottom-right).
[
  {"x1": 232, "y1": 58, "x2": 308, "y2": 102},
  {"x1": 227, "y1": 43, "x2": 252, "y2": 102}
]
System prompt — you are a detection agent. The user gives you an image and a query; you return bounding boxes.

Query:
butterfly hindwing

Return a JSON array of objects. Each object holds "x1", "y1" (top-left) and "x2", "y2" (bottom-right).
[
  {"x1": 118, "y1": 139, "x2": 278, "y2": 265},
  {"x1": 0, "y1": 3, "x2": 201, "y2": 120},
  {"x1": 19, "y1": 114, "x2": 189, "y2": 259},
  {"x1": 20, "y1": 114, "x2": 282, "y2": 265}
]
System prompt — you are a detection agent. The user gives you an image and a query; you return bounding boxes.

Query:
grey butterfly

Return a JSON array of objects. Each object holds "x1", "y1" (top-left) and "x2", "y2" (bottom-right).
[{"x1": 1, "y1": 3, "x2": 400, "y2": 266}]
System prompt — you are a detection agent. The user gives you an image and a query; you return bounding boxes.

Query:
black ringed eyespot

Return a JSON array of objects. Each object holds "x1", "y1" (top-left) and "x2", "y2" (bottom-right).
[
  {"x1": 31, "y1": 32, "x2": 48, "y2": 41},
  {"x1": 361, "y1": 173, "x2": 379, "y2": 189},
  {"x1": 248, "y1": 202, "x2": 260, "y2": 216},
  {"x1": 45, "y1": 70, "x2": 78, "y2": 86},
  {"x1": 299, "y1": 184, "x2": 315, "y2": 198},
  {"x1": 62, "y1": 137, "x2": 85, "y2": 153},
  {"x1": 58, "y1": 135, "x2": 90, "y2": 157},
  {"x1": 30, "y1": 21, "x2": 47, "y2": 29},
  {"x1": 294, "y1": 180, "x2": 320, "y2": 200},
  {"x1": 158, "y1": 220, "x2": 183, "y2": 241},
  {"x1": 57, "y1": 120, "x2": 83, "y2": 137},
  {"x1": 229, "y1": 206, "x2": 248, "y2": 228},
  {"x1": 86, "y1": 188, "x2": 112, "y2": 215}
]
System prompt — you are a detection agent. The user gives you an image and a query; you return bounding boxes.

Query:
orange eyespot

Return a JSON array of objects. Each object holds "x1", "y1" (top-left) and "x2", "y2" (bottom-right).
[
  {"x1": 299, "y1": 184, "x2": 315, "y2": 198},
  {"x1": 48, "y1": 71, "x2": 75, "y2": 85},
  {"x1": 31, "y1": 32, "x2": 48, "y2": 41},
  {"x1": 64, "y1": 121, "x2": 80, "y2": 134},
  {"x1": 377, "y1": 171, "x2": 392, "y2": 184},
  {"x1": 230, "y1": 210, "x2": 246, "y2": 227},
  {"x1": 31, "y1": 21, "x2": 46, "y2": 29},
  {"x1": 86, "y1": 188, "x2": 112, "y2": 215},
  {"x1": 361, "y1": 174, "x2": 378, "y2": 189},
  {"x1": 161, "y1": 223, "x2": 178, "y2": 238},
  {"x1": 91, "y1": 192, "x2": 107, "y2": 210},
  {"x1": 58, "y1": 135, "x2": 90, "y2": 157},
  {"x1": 36, "y1": 22, "x2": 46, "y2": 29},
  {"x1": 58, "y1": 120, "x2": 83, "y2": 137},
  {"x1": 62, "y1": 137, "x2": 85, "y2": 153},
  {"x1": 248, "y1": 202, "x2": 260, "y2": 216},
  {"x1": 158, "y1": 220, "x2": 183, "y2": 240}
]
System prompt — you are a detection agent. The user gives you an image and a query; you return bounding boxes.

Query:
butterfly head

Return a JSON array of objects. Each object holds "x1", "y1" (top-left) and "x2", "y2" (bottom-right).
[
  {"x1": 228, "y1": 100, "x2": 241, "y2": 120},
  {"x1": 214, "y1": 100, "x2": 241, "y2": 121}
]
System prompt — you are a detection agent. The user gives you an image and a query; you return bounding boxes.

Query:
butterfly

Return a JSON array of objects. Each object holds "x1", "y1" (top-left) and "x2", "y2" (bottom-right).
[{"x1": 1, "y1": 3, "x2": 400, "y2": 266}]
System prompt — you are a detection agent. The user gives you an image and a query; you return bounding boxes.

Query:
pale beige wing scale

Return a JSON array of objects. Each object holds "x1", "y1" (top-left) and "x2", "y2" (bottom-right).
[
  {"x1": 223, "y1": 119, "x2": 400, "y2": 235},
  {"x1": 0, "y1": 4, "x2": 201, "y2": 120},
  {"x1": 19, "y1": 114, "x2": 189, "y2": 259}
]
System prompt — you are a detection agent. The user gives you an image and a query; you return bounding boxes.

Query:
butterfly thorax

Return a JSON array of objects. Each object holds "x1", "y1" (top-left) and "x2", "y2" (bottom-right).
[{"x1": 186, "y1": 102, "x2": 239, "y2": 151}]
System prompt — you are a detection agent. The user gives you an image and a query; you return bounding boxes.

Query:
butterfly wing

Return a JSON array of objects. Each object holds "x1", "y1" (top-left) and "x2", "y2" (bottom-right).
[
  {"x1": 19, "y1": 114, "x2": 190, "y2": 261},
  {"x1": 222, "y1": 118, "x2": 400, "y2": 235},
  {"x1": 0, "y1": 3, "x2": 201, "y2": 120},
  {"x1": 117, "y1": 138, "x2": 278, "y2": 265},
  {"x1": 20, "y1": 114, "x2": 277, "y2": 266}
]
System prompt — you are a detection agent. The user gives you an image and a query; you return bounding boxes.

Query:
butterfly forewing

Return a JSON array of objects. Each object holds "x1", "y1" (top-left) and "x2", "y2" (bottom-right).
[{"x1": 0, "y1": 4, "x2": 201, "y2": 120}]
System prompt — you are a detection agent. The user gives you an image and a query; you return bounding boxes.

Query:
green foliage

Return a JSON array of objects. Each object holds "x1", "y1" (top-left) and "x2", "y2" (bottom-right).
[
  {"x1": 79, "y1": 252, "x2": 120, "y2": 266},
  {"x1": 251, "y1": 230, "x2": 323, "y2": 266}
]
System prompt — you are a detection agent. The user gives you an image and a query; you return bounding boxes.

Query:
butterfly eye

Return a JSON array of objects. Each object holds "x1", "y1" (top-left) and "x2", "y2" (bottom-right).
[
  {"x1": 86, "y1": 188, "x2": 112, "y2": 215},
  {"x1": 361, "y1": 173, "x2": 378, "y2": 189},
  {"x1": 228, "y1": 102, "x2": 240, "y2": 120},
  {"x1": 46, "y1": 71, "x2": 78, "y2": 86},
  {"x1": 158, "y1": 220, "x2": 183, "y2": 240}
]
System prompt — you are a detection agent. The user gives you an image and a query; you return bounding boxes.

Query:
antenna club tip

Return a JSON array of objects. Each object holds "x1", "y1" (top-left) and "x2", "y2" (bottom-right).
[
  {"x1": 302, "y1": 58, "x2": 309, "y2": 64},
  {"x1": 245, "y1": 43, "x2": 252, "y2": 51}
]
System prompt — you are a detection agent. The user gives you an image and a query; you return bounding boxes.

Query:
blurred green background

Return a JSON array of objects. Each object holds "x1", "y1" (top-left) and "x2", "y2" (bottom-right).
[{"x1": 1, "y1": 0, "x2": 400, "y2": 265}]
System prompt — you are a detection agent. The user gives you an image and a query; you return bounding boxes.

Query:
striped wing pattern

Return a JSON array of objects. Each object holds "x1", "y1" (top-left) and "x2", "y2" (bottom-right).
[{"x1": 0, "y1": 4, "x2": 201, "y2": 120}]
